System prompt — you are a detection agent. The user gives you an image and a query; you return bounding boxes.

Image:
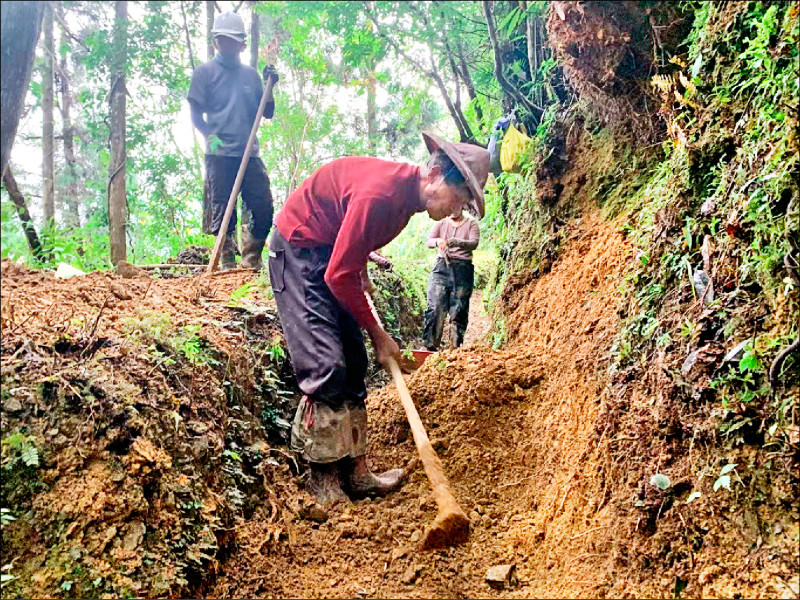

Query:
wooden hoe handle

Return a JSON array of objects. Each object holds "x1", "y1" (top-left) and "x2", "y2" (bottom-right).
[
  {"x1": 386, "y1": 357, "x2": 470, "y2": 549},
  {"x1": 207, "y1": 76, "x2": 276, "y2": 274}
]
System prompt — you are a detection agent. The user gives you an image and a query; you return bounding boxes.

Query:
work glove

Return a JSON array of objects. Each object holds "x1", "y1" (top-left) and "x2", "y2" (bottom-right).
[{"x1": 262, "y1": 64, "x2": 279, "y2": 84}]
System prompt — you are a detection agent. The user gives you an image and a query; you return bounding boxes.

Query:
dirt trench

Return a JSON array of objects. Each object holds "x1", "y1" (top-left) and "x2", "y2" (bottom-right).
[{"x1": 209, "y1": 209, "x2": 632, "y2": 599}]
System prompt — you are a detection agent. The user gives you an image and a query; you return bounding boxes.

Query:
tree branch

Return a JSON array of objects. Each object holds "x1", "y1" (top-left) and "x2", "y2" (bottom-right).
[
  {"x1": 180, "y1": 0, "x2": 196, "y2": 70},
  {"x1": 365, "y1": 1, "x2": 474, "y2": 142},
  {"x1": 482, "y1": 0, "x2": 542, "y2": 118},
  {"x1": 52, "y1": 0, "x2": 90, "y2": 52},
  {"x1": 2, "y1": 165, "x2": 47, "y2": 262}
]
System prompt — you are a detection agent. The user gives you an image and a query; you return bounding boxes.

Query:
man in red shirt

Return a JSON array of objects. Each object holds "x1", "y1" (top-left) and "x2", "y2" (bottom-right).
[{"x1": 270, "y1": 132, "x2": 489, "y2": 505}]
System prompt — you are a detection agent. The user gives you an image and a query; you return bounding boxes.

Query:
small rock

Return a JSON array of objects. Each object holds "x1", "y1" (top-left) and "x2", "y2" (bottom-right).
[
  {"x1": 693, "y1": 269, "x2": 712, "y2": 303},
  {"x1": 122, "y1": 521, "x2": 146, "y2": 551},
  {"x1": 108, "y1": 282, "x2": 132, "y2": 300},
  {"x1": 409, "y1": 529, "x2": 422, "y2": 543},
  {"x1": 698, "y1": 564, "x2": 722, "y2": 585},
  {"x1": 469, "y1": 510, "x2": 481, "y2": 524},
  {"x1": 300, "y1": 503, "x2": 328, "y2": 523},
  {"x1": 486, "y1": 564, "x2": 518, "y2": 589},
  {"x1": 338, "y1": 523, "x2": 357, "y2": 538},
  {"x1": 431, "y1": 438, "x2": 448, "y2": 453},
  {"x1": 391, "y1": 547, "x2": 407, "y2": 562},
  {"x1": 401, "y1": 566, "x2": 419, "y2": 585},
  {"x1": 481, "y1": 514, "x2": 491, "y2": 528},
  {"x1": 116, "y1": 260, "x2": 147, "y2": 279},
  {"x1": 111, "y1": 471, "x2": 126, "y2": 483},
  {"x1": 4, "y1": 398, "x2": 23, "y2": 413}
]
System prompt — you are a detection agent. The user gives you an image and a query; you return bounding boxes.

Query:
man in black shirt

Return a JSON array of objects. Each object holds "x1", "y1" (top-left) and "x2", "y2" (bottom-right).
[{"x1": 188, "y1": 12, "x2": 278, "y2": 269}]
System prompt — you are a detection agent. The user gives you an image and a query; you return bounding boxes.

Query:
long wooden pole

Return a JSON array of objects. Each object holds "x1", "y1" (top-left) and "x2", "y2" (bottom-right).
[
  {"x1": 386, "y1": 356, "x2": 470, "y2": 548},
  {"x1": 366, "y1": 293, "x2": 469, "y2": 548},
  {"x1": 207, "y1": 76, "x2": 275, "y2": 273}
]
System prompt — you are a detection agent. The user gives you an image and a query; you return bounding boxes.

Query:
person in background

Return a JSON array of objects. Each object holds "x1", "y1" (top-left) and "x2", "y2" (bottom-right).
[
  {"x1": 423, "y1": 207, "x2": 480, "y2": 350},
  {"x1": 187, "y1": 11, "x2": 279, "y2": 270}
]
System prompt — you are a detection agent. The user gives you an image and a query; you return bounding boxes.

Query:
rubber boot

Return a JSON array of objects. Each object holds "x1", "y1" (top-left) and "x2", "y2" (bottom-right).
[
  {"x1": 307, "y1": 462, "x2": 348, "y2": 507},
  {"x1": 220, "y1": 234, "x2": 237, "y2": 271},
  {"x1": 240, "y1": 233, "x2": 266, "y2": 270},
  {"x1": 341, "y1": 455, "x2": 404, "y2": 499}
]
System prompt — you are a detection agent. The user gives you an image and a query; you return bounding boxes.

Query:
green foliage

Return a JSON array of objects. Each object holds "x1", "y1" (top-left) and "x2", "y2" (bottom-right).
[
  {"x1": 227, "y1": 282, "x2": 255, "y2": 308},
  {"x1": 1, "y1": 432, "x2": 40, "y2": 469},
  {"x1": 123, "y1": 312, "x2": 218, "y2": 368},
  {"x1": 607, "y1": 0, "x2": 798, "y2": 452},
  {"x1": 713, "y1": 463, "x2": 739, "y2": 492},
  {"x1": 266, "y1": 335, "x2": 286, "y2": 363},
  {"x1": 0, "y1": 508, "x2": 15, "y2": 525}
]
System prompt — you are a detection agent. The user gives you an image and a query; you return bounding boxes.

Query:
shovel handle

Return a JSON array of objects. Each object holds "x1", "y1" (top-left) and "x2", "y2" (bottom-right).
[
  {"x1": 364, "y1": 291, "x2": 466, "y2": 521},
  {"x1": 386, "y1": 357, "x2": 466, "y2": 517}
]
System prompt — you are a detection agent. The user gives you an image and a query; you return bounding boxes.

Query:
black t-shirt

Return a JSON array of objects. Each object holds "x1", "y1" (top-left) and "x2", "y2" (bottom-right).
[{"x1": 187, "y1": 58, "x2": 271, "y2": 157}]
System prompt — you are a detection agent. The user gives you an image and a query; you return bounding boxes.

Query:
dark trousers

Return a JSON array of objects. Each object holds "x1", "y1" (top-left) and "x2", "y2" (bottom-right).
[
  {"x1": 206, "y1": 155, "x2": 274, "y2": 239},
  {"x1": 268, "y1": 230, "x2": 368, "y2": 410},
  {"x1": 423, "y1": 257, "x2": 474, "y2": 350}
]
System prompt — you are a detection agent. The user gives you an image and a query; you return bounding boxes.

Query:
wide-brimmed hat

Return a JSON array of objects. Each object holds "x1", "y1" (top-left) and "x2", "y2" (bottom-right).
[{"x1": 421, "y1": 131, "x2": 490, "y2": 218}]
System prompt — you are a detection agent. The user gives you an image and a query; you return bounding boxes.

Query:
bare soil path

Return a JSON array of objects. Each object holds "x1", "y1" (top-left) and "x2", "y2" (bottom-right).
[
  {"x1": 210, "y1": 210, "x2": 634, "y2": 599},
  {"x1": 463, "y1": 290, "x2": 491, "y2": 347}
]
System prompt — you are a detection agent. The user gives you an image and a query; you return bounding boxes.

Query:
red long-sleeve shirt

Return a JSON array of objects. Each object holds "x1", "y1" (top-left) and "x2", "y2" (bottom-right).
[{"x1": 275, "y1": 157, "x2": 423, "y2": 330}]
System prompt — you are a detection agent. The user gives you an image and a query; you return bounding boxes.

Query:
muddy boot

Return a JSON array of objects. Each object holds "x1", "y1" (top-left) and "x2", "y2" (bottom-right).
[
  {"x1": 220, "y1": 234, "x2": 237, "y2": 271},
  {"x1": 342, "y1": 455, "x2": 404, "y2": 499},
  {"x1": 307, "y1": 462, "x2": 348, "y2": 507},
  {"x1": 240, "y1": 234, "x2": 266, "y2": 270}
]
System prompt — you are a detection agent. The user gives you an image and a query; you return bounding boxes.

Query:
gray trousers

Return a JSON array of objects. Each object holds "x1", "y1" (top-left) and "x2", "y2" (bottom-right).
[
  {"x1": 423, "y1": 257, "x2": 474, "y2": 350},
  {"x1": 268, "y1": 231, "x2": 369, "y2": 463}
]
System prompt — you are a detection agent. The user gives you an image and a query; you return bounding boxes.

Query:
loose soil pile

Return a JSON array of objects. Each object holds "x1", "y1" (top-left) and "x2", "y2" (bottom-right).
[{"x1": 0, "y1": 264, "x2": 298, "y2": 598}]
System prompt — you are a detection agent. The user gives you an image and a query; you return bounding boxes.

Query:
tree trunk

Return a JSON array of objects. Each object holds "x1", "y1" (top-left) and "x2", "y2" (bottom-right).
[
  {"x1": 206, "y1": 0, "x2": 215, "y2": 61},
  {"x1": 447, "y1": 53, "x2": 474, "y2": 142},
  {"x1": 180, "y1": 0, "x2": 196, "y2": 70},
  {"x1": 1, "y1": 1, "x2": 45, "y2": 177},
  {"x1": 42, "y1": 2, "x2": 56, "y2": 229},
  {"x1": 367, "y1": 72, "x2": 377, "y2": 155},
  {"x1": 108, "y1": 0, "x2": 128, "y2": 267},
  {"x1": 455, "y1": 37, "x2": 485, "y2": 134},
  {"x1": 430, "y1": 58, "x2": 472, "y2": 143},
  {"x1": 482, "y1": 0, "x2": 542, "y2": 120},
  {"x1": 365, "y1": 7, "x2": 474, "y2": 143},
  {"x1": 58, "y1": 51, "x2": 81, "y2": 229},
  {"x1": 2, "y1": 165, "x2": 46, "y2": 263},
  {"x1": 439, "y1": 15, "x2": 475, "y2": 143},
  {"x1": 249, "y1": 3, "x2": 259, "y2": 68},
  {"x1": 55, "y1": 2, "x2": 81, "y2": 230}
]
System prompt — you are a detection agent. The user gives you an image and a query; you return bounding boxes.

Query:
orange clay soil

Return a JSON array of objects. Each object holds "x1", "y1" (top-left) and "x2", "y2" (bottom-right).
[{"x1": 209, "y1": 210, "x2": 640, "y2": 599}]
